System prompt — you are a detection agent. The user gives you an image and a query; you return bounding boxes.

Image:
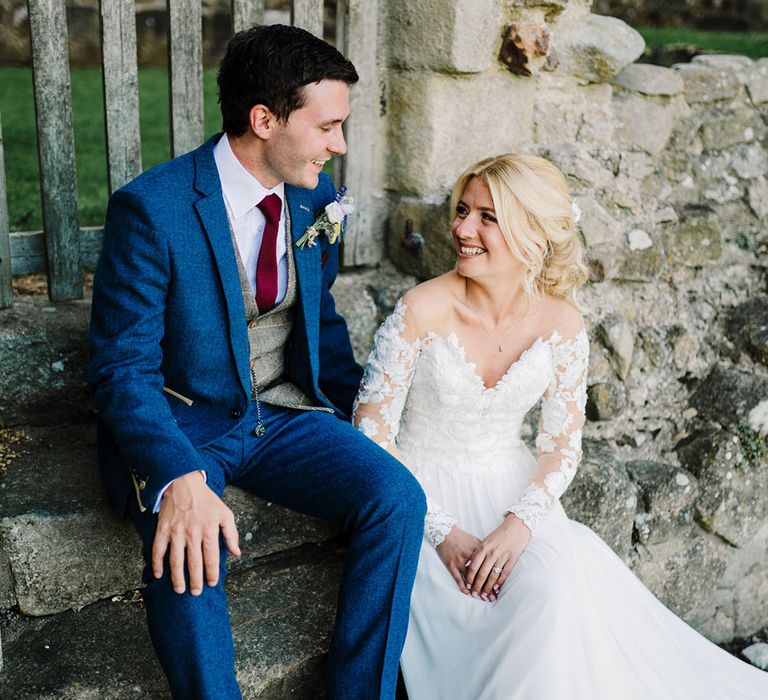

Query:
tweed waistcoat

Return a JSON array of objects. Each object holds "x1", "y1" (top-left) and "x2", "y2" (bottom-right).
[{"x1": 229, "y1": 212, "x2": 331, "y2": 413}]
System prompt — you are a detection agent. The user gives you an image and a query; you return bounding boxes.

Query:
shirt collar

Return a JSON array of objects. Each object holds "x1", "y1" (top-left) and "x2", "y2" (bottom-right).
[{"x1": 213, "y1": 133, "x2": 285, "y2": 220}]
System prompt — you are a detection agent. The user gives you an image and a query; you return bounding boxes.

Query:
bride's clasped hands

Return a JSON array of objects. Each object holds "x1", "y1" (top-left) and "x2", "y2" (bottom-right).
[
  {"x1": 437, "y1": 514, "x2": 531, "y2": 602},
  {"x1": 464, "y1": 513, "x2": 531, "y2": 601}
]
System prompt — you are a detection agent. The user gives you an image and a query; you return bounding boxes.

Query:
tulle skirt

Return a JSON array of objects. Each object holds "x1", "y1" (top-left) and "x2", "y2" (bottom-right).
[{"x1": 401, "y1": 445, "x2": 768, "y2": 700}]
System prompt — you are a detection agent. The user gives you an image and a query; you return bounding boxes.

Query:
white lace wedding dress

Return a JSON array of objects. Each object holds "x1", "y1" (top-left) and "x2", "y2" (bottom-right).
[{"x1": 353, "y1": 299, "x2": 768, "y2": 700}]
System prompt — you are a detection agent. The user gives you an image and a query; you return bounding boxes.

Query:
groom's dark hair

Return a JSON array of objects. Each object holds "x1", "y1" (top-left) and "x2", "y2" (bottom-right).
[{"x1": 218, "y1": 23, "x2": 359, "y2": 136}]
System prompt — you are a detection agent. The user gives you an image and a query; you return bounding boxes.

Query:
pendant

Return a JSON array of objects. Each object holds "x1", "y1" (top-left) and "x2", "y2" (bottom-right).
[{"x1": 253, "y1": 423, "x2": 266, "y2": 438}]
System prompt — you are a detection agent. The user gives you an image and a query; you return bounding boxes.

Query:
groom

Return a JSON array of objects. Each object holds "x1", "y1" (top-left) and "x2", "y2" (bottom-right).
[{"x1": 88, "y1": 24, "x2": 425, "y2": 699}]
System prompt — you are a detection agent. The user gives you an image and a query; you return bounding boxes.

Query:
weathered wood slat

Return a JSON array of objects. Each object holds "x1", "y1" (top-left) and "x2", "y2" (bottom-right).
[
  {"x1": 291, "y1": 0, "x2": 324, "y2": 38},
  {"x1": 0, "y1": 113, "x2": 12, "y2": 308},
  {"x1": 340, "y1": 0, "x2": 382, "y2": 265},
  {"x1": 167, "y1": 0, "x2": 204, "y2": 157},
  {"x1": 27, "y1": 0, "x2": 83, "y2": 301},
  {"x1": 100, "y1": 0, "x2": 142, "y2": 192},
  {"x1": 232, "y1": 0, "x2": 265, "y2": 33},
  {"x1": 10, "y1": 228, "x2": 104, "y2": 276}
]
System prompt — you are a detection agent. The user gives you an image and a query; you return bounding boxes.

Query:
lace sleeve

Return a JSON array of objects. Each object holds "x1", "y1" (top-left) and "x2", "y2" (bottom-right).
[
  {"x1": 353, "y1": 299, "x2": 458, "y2": 547},
  {"x1": 506, "y1": 327, "x2": 589, "y2": 531}
]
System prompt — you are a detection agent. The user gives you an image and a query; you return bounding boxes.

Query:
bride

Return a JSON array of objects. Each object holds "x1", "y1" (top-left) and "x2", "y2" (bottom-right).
[{"x1": 352, "y1": 153, "x2": 768, "y2": 699}]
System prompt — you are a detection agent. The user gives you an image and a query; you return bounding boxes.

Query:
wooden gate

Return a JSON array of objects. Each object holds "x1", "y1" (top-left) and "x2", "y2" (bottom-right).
[{"x1": 0, "y1": 0, "x2": 380, "y2": 308}]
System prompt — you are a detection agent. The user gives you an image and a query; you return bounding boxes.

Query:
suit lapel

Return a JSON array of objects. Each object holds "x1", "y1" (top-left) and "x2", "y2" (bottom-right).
[
  {"x1": 286, "y1": 185, "x2": 321, "y2": 373},
  {"x1": 193, "y1": 136, "x2": 251, "y2": 396}
]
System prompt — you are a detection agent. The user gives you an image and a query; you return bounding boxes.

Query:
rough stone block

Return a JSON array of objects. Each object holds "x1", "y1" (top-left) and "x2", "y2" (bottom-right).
[
  {"x1": 387, "y1": 0, "x2": 499, "y2": 73},
  {"x1": 743, "y1": 643, "x2": 768, "y2": 671},
  {"x1": 746, "y1": 58, "x2": 768, "y2": 105},
  {"x1": 677, "y1": 426, "x2": 768, "y2": 547},
  {"x1": 726, "y1": 295, "x2": 768, "y2": 367},
  {"x1": 499, "y1": 22, "x2": 551, "y2": 78},
  {"x1": 561, "y1": 439, "x2": 636, "y2": 559},
  {"x1": 0, "y1": 297, "x2": 93, "y2": 427},
  {"x1": 596, "y1": 313, "x2": 634, "y2": 380},
  {"x1": 0, "y1": 547, "x2": 345, "y2": 698},
  {"x1": 688, "y1": 363, "x2": 768, "y2": 430},
  {"x1": 386, "y1": 197, "x2": 455, "y2": 282},
  {"x1": 613, "y1": 92, "x2": 676, "y2": 156},
  {"x1": 662, "y1": 207, "x2": 722, "y2": 268},
  {"x1": 692, "y1": 54, "x2": 754, "y2": 73},
  {"x1": 700, "y1": 106, "x2": 766, "y2": 151},
  {"x1": 629, "y1": 524, "x2": 729, "y2": 626},
  {"x1": 545, "y1": 144, "x2": 615, "y2": 190},
  {"x1": 615, "y1": 237, "x2": 664, "y2": 282},
  {"x1": 736, "y1": 565, "x2": 768, "y2": 640},
  {"x1": 611, "y1": 63, "x2": 684, "y2": 96},
  {"x1": 0, "y1": 423, "x2": 338, "y2": 616},
  {"x1": 674, "y1": 61, "x2": 743, "y2": 104},
  {"x1": 669, "y1": 325, "x2": 700, "y2": 372},
  {"x1": 551, "y1": 14, "x2": 645, "y2": 83},
  {"x1": 386, "y1": 70, "x2": 535, "y2": 197},
  {"x1": 748, "y1": 177, "x2": 768, "y2": 220},
  {"x1": 1, "y1": 508, "x2": 144, "y2": 617},
  {"x1": 626, "y1": 461, "x2": 699, "y2": 546},
  {"x1": 726, "y1": 523, "x2": 768, "y2": 638},
  {"x1": 577, "y1": 195, "x2": 622, "y2": 249},
  {"x1": 731, "y1": 143, "x2": 768, "y2": 180},
  {"x1": 533, "y1": 77, "x2": 614, "y2": 146},
  {"x1": 714, "y1": 199, "x2": 764, "y2": 244},
  {"x1": 0, "y1": 544, "x2": 15, "y2": 611},
  {"x1": 586, "y1": 382, "x2": 626, "y2": 421}
]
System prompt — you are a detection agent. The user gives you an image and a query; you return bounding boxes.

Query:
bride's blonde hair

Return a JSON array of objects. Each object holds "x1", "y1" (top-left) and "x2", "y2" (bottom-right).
[{"x1": 450, "y1": 153, "x2": 588, "y2": 304}]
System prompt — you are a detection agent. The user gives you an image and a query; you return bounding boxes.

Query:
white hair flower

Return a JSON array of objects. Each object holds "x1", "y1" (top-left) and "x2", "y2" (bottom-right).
[{"x1": 571, "y1": 200, "x2": 582, "y2": 224}]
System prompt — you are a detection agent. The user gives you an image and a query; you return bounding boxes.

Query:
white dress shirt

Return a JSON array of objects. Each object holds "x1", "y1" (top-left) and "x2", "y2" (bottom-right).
[{"x1": 213, "y1": 133, "x2": 288, "y2": 302}]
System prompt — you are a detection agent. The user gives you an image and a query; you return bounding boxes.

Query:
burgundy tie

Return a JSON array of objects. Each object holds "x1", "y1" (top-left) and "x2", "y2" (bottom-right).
[{"x1": 255, "y1": 193, "x2": 282, "y2": 313}]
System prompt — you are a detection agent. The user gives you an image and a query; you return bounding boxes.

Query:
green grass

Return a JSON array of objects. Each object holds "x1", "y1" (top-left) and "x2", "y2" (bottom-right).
[
  {"x1": 638, "y1": 27, "x2": 768, "y2": 60},
  {"x1": 0, "y1": 67, "x2": 222, "y2": 231}
]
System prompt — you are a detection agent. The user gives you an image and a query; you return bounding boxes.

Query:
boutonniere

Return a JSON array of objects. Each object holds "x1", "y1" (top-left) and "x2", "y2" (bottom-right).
[{"x1": 295, "y1": 186, "x2": 355, "y2": 249}]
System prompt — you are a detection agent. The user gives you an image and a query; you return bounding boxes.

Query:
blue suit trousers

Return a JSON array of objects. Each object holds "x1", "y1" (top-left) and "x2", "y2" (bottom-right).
[{"x1": 128, "y1": 401, "x2": 426, "y2": 699}]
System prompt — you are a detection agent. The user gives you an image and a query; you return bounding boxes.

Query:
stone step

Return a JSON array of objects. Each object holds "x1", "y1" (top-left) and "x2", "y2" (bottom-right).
[
  {"x1": 0, "y1": 545, "x2": 345, "y2": 698},
  {"x1": 0, "y1": 296, "x2": 93, "y2": 428},
  {"x1": 0, "y1": 422, "x2": 338, "y2": 616}
]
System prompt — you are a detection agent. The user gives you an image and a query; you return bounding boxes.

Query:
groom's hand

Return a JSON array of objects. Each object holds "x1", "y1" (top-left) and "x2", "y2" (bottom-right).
[
  {"x1": 435, "y1": 526, "x2": 482, "y2": 596},
  {"x1": 152, "y1": 471, "x2": 241, "y2": 595}
]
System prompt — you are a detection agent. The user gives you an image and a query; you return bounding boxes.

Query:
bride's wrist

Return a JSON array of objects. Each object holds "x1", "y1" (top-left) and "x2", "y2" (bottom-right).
[{"x1": 503, "y1": 512, "x2": 531, "y2": 534}]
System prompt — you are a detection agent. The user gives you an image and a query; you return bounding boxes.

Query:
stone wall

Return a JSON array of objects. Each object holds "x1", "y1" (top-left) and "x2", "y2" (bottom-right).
[{"x1": 379, "y1": 0, "x2": 768, "y2": 643}]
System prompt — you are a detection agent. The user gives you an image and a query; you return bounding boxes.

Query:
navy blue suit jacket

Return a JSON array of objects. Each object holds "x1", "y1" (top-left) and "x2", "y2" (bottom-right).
[{"x1": 88, "y1": 134, "x2": 363, "y2": 515}]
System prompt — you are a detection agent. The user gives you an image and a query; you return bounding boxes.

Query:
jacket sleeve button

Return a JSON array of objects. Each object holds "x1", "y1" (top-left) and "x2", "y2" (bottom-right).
[{"x1": 230, "y1": 408, "x2": 242, "y2": 419}]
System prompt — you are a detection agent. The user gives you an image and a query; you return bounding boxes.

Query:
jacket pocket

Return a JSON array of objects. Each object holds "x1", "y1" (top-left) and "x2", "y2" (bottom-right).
[{"x1": 162, "y1": 386, "x2": 194, "y2": 406}]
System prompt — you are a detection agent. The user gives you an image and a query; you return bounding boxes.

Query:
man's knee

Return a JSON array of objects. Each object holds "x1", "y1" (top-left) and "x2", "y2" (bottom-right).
[{"x1": 368, "y1": 455, "x2": 426, "y2": 524}]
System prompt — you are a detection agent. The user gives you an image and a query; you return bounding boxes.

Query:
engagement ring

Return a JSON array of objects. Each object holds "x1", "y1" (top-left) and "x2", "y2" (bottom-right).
[{"x1": 492, "y1": 566, "x2": 504, "y2": 574}]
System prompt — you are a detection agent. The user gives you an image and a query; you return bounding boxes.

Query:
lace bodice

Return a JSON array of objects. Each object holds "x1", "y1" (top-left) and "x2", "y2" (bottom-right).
[{"x1": 353, "y1": 299, "x2": 589, "y2": 546}]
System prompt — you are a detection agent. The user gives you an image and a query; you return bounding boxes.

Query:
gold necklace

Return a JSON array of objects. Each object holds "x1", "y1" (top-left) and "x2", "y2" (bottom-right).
[{"x1": 464, "y1": 296, "x2": 527, "y2": 353}]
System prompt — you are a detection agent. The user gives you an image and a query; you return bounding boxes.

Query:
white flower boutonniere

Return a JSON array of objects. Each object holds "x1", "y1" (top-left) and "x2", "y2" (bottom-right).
[{"x1": 296, "y1": 186, "x2": 355, "y2": 249}]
